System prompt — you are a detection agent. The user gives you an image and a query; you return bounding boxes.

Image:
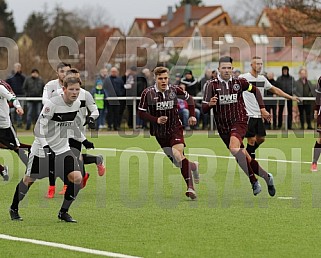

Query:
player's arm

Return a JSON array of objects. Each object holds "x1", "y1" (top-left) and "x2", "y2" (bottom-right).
[
  {"x1": 42, "y1": 82, "x2": 50, "y2": 105},
  {"x1": 73, "y1": 126, "x2": 94, "y2": 149},
  {"x1": 177, "y1": 86, "x2": 195, "y2": 117},
  {"x1": 202, "y1": 81, "x2": 217, "y2": 114},
  {"x1": 137, "y1": 89, "x2": 158, "y2": 124},
  {"x1": 34, "y1": 102, "x2": 54, "y2": 148},
  {"x1": 85, "y1": 91, "x2": 99, "y2": 120},
  {"x1": 314, "y1": 77, "x2": 321, "y2": 118},
  {"x1": 269, "y1": 85, "x2": 300, "y2": 102},
  {"x1": 0, "y1": 81, "x2": 23, "y2": 116},
  {"x1": 84, "y1": 91, "x2": 99, "y2": 129}
]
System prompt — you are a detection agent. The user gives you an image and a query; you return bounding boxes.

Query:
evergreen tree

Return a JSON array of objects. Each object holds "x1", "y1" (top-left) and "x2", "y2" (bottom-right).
[
  {"x1": 0, "y1": 0, "x2": 16, "y2": 38},
  {"x1": 24, "y1": 12, "x2": 50, "y2": 40}
]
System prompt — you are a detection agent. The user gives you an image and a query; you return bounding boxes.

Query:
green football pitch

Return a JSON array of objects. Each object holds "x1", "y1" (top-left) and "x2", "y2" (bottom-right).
[{"x1": 1, "y1": 130, "x2": 321, "y2": 258}]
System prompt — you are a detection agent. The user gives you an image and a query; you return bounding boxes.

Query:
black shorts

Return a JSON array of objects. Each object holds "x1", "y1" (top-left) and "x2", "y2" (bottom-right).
[
  {"x1": 245, "y1": 117, "x2": 266, "y2": 138},
  {"x1": 26, "y1": 150, "x2": 81, "y2": 180},
  {"x1": 0, "y1": 126, "x2": 20, "y2": 149}
]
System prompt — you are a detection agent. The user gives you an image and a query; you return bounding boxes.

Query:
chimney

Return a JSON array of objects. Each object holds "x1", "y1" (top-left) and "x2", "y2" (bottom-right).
[
  {"x1": 167, "y1": 6, "x2": 173, "y2": 22},
  {"x1": 184, "y1": 4, "x2": 191, "y2": 27}
]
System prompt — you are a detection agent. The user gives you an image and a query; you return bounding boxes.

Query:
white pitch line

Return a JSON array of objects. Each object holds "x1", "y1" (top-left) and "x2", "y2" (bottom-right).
[
  {"x1": 0, "y1": 234, "x2": 142, "y2": 258},
  {"x1": 94, "y1": 148, "x2": 315, "y2": 165},
  {"x1": 277, "y1": 197, "x2": 296, "y2": 200}
]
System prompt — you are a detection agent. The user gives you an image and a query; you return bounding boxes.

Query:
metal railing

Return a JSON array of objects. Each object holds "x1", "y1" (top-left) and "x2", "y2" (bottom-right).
[{"x1": 17, "y1": 96, "x2": 316, "y2": 131}]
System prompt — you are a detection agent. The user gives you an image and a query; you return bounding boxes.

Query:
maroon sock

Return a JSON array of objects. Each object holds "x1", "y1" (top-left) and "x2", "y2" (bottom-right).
[
  {"x1": 0, "y1": 165, "x2": 4, "y2": 172},
  {"x1": 234, "y1": 150, "x2": 257, "y2": 184},
  {"x1": 313, "y1": 141, "x2": 321, "y2": 164},
  {"x1": 250, "y1": 159, "x2": 269, "y2": 183},
  {"x1": 181, "y1": 158, "x2": 193, "y2": 189}
]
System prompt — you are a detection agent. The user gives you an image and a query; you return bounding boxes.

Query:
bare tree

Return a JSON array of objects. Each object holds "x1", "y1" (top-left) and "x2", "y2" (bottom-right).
[
  {"x1": 76, "y1": 4, "x2": 112, "y2": 28},
  {"x1": 230, "y1": 0, "x2": 271, "y2": 25},
  {"x1": 268, "y1": 0, "x2": 321, "y2": 36}
]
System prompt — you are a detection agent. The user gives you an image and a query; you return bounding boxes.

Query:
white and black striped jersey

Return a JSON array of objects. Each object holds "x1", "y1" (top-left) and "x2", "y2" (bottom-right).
[
  {"x1": 239, "y1": 72, "x2": 273, "y2": 118},
  {"x1": 42, "y1": 79, "x2": 98, "y2": 134},
  {"x1": 0, "y1": 80, "x2": 21, "y2": 128},
  {"x1": 33, "y1": 94, "x2": 85, "y2": 156}
]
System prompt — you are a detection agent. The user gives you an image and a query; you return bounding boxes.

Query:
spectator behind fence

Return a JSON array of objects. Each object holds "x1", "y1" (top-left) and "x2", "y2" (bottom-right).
[
  {"x1": 178, "y1": 83, "x2": 200, "y2": 130},
  {"x1": 276, "y1": 66, "x2": 295, "y2": 129},
  {"x1": 200, "y1": 68, "x2": 213, "y2": 93},
  {"x1": 180, "y1": 69, "x2": 199, "y2": 96},
  {"x1": 23, "y1": 68, "x2": 45, "y2": 130},
  {"x1": 95, "y1": 68, "x2": 109, "y2": 128},
  {"x1": 294, "y1": 68, "x2": 315, "y2": 130},
  {"x1": 91, "y1": 80, "x2": 108, "y2": 130},
  {"x1": 136, "y1": 68, "x2": 150, "y2": 129},
  {"x1": 6, "y1": 63, "x2": 25, "y2": 128},
  {"x1": 173, "y1": 73, "x2": 181, "y2": 85},
  {"x1": 123, "y1": 66, "x2": 137, "y2": 129},
  {"x1": 103, "y1": 67, "x2": 125, "y2": 131}
]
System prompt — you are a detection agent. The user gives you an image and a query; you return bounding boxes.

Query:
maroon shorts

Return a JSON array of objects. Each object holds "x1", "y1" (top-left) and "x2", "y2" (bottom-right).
[
  {"x1": 156, "y1": 127, "x2": 185, "y2": 148},
  {"x1": 219, "y1": 122, "x2": 247, "y2": 149},
  {"x1": 317, "y1": 115, "x2": 321, "y2": 133}
]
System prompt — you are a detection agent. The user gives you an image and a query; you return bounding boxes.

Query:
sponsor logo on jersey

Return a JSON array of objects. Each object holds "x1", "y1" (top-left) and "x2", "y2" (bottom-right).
[
  {"x1": 156, "y1": 100, "x2": 174, "y2": 110},
  {"x1": 44, "y1": 107, "x2": 50, "y2": 113},
  {"x1": 57, "y1": 121, "x2": 73, "y2": 127},
  {"x1": 219, "y1": 94, "x2": 238, "y2": 104},
  {"x1": 168, "y1": 91, "x2": 176, "y2": 100},
  {"x1": 233, "y1": 84, "x2": 240, "y2": 91}
]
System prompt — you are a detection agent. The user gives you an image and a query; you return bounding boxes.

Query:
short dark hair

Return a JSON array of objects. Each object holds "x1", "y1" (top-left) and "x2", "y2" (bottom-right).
[
  {"x1": 66, "y1": 68, "x2": 80, "y2": 76},
  {"x1": 219, "y1": 56, "x2": 233, "y2": 65},
  {"x1": 63, "y1": 75, "x2": 81, "y2": 87},
  {"x1": 153, "y1": 67, "x2": 169, "y2": 77},
  {"x1": 57, "y1": 62, "x2": 71, "y2": 71},
  {"x1": 31, "y1": 68, "x2": 39, "y2": 74},
  {"x1": 66, "y1": 68, "x2": 82, "y2": 85},
  {"x1": 252, "y1": 56, "x2": 262, "y2": 60}
]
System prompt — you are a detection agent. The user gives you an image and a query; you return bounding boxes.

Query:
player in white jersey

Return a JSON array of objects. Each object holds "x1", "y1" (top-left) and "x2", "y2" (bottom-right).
[
  {"x1": 0, "y1": 80, "x2": 31, "y2": 181},
  {"x1": 46, "y1": 68, "x2": 105, "y2": 198},
  {"x1": 9, "y1": 75, "x2": 90, "y2": 222},
  {"x1": 42, "y1": 62, "x2": 71, "y2": 103},
  {"x1": 239, "y1": 56, "x2": 300, "y2": 159}
]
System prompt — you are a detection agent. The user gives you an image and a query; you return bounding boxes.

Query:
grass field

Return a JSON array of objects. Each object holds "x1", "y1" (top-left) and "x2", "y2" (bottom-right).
[{"x1": 1, "y1": 130, "x2": 321, "y2": 258}]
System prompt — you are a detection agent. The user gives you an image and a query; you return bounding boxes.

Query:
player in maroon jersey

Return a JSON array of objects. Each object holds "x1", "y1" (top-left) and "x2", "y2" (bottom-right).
[
  {"x1": 311, "y1": 76, "x2": 321, "y2": 172},
  {"x1": 202, "y1": 56, "x2": 275, "y2": 196},
  {"x1": 138, "y1": 67, "x2": 199, "y2": 199}
]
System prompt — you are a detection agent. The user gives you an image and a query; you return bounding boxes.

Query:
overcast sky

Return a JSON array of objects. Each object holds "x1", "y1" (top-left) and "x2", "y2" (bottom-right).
[{"x1": 7, "y1": 0, "x2": 234, "y2": 33}]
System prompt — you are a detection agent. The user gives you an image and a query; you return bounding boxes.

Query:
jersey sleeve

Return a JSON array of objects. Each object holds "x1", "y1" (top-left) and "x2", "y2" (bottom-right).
[
  {"x1": 42, "y1": 82, "x2": 51, "y2": 104},
  {"x1": 85, "y1": 91, "x2": 99, "y2": 119},
  {"x1": 201, "y1": 80, "x2": 213, "y2": 114},
  {"x1": 137, "y1": 88, "x2": 158, "y2": 123},
  {"x1": 175, "y1": 85, "x2": 189, "y2": 100},
  {"x1": 34, "y1": 101, "x2": 55, "y2": 147},
  {"x1": 138, "y1": 88, "x2": 148, "y2": 111},
  {"x1": 0, "y1": 82, "x2": 21, "y2": 108},
  {"x1": 175, "y1": 86, "x2": 195, "y2": 117},
  {"x1": 263, "y1": 76, "x2": 273, "y2": 90}
]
